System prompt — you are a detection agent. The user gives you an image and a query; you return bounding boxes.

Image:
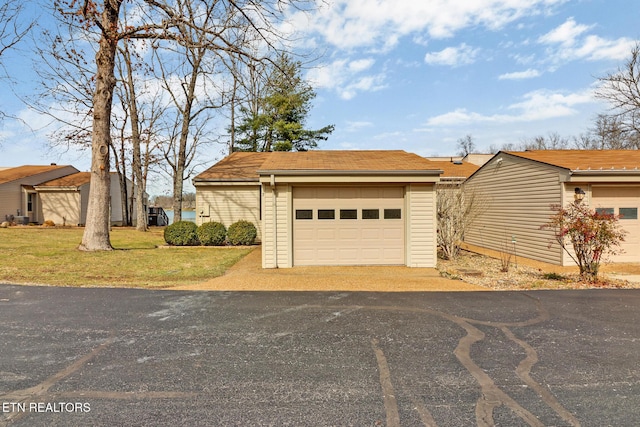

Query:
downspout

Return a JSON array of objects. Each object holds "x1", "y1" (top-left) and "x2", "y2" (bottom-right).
[{"x1": 271, "y1": 174, "x2": 278, "y2": 268}]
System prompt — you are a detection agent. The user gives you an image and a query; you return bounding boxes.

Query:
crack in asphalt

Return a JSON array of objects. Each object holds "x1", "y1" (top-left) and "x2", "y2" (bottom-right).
[
  {"x1": 0, "y1": 331, "x2": 196, "y2": 427},
  {"x1": 1, "y1": 292, "x2": 581, "y2": 426},
  {"x1": 309, "y1": 293, "x2": 580, "y2": 426}
]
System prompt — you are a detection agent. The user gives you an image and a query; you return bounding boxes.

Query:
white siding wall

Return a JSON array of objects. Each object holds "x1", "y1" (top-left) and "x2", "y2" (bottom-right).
[
  {"x1": 196, "y1": 184, "x2": 262, "y2": 242},
  {"x1": 407, "y1": 184, "x2": 437, "y2": 267},
  {"x1": 261, "y1": 184, "x2": 290, "y2": 268},
  {"x1": 465, "y1": 156, "x2": 564, "y2": 265}
]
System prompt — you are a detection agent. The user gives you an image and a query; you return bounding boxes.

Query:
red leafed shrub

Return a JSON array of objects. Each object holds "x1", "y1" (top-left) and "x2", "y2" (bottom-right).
[{"x1": 541, "y1": 202, "x2": 626, "y2": 281}]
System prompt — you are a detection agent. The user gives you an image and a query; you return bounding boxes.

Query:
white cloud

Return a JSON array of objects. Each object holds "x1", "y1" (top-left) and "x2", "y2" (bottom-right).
[
  {"x1": 425, "y1": 43, "x2": 479, "y2": 67},
  {"x1": 306, "y1": 58, "x2": 386, "y2": 100},
  {"x1": 538, "y1": 18, "x2": 637, "y2": 64},
  {"x1": 295, "y1": 0, "x2": 565, "y2": 51},
  {"x1": 538, "y1": 18, "x2": 592, "y2": 46},
  {"x1": 426, "y1": 89, "x2": 594, "y2": 126},
  {"x1": 345, "y1": 121, "x2": 374, "y2": 132},
  {"x1": 498, "y1": 69, "x2": 541, "y2": 80}
]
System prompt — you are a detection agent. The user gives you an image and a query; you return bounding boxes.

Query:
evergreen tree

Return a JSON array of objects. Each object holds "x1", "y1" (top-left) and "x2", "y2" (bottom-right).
[{"x1": 234, "y1": 54, "x2": 334, "y2": 152}]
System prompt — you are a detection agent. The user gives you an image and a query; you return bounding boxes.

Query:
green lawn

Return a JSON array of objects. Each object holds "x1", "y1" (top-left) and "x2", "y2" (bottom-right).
[{"x1": 0, "y1": 227, "x2": 252, "y2": 288}]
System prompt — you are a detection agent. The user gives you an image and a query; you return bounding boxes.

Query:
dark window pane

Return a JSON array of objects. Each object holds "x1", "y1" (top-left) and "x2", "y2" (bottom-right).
[
  {"x1": 295, "y1": 209, "x2": 313, "y2": 220},
  {"x1": 318, "y1": 209, "x2": 335, "y2": 220},
  {"x1": 619, "y1": 208, "x2": 638, "y2": 220},
  {"x1": 384, "y1": 209, "x2": 402, "y2": 219},
  {"x1": 340, "y1": 209, "x2": 357, "y2": 219},
  {"x1": 362, "y1": 209, "x2": 379, "y2": 219},
  {"x1": 595, "y1": 208, "x2": 614, "y2": 216}
]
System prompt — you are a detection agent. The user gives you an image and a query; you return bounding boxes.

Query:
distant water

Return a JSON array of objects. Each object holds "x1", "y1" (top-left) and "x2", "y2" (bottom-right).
[{"x1": 164, "y1": 210, "x2": 196, "y2": 223}]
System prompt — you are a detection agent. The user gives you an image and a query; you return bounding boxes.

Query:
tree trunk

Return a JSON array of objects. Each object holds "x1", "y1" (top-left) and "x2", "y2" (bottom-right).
[
  {"x1": 122, "y1": 44, "x2": 148, "y2": 231},
  {"x1": 79, "y1": 1, "x2": 122, "y2": 251}
]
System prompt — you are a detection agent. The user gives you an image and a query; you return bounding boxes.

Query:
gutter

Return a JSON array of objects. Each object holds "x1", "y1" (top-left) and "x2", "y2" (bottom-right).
[{"x1": 257, "y1": 169, "x2": 443, "y2": 176}]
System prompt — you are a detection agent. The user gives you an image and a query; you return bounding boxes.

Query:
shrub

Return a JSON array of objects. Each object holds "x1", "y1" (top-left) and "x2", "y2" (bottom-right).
[
  {"x1": 164, "y1": 221, "x2": 199, "y2": 246},
  {"x1": 227, "y1": 220, "x2": 257, "y2": 246},
  {"x1": 541, "y1": 202, "x2": 626, "y2": 281},
  {"x1": 197, "y1": 222, "x2": 227, "y2": 246},
  {"x1": 43, "y1": 220, "x2": 55, "y2": 227}
]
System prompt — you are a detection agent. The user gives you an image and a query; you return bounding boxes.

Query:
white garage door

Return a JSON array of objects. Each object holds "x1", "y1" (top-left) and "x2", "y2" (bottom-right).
[
  {"x1": 592, "y1": 186, "x2": 640, "y2": 262},
  {"x1": 293, "y1": 186, "x2": 405, "y2": 266}
]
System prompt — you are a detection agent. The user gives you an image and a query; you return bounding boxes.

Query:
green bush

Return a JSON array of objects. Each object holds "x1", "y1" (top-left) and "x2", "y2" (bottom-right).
[
  {"x1": 164, "y1": 221, "x2": 199, "y2": 246},
  {"x1": 227, "y1": 220, "x2": 257, "y2": 246},
  {"x1": 197, "y1": 222, "x2": 227, "y2": 246}
]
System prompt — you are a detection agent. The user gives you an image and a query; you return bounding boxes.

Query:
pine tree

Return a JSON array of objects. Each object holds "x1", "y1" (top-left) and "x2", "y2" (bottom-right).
[{"x1": 234, "y1": 54, "x2": 334, "y2": 152}]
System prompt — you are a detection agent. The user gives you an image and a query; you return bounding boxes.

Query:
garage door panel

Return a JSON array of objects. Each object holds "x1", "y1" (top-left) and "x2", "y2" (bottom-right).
[
  {"x1": 293, "y1": 186, "x2": 405, "y2": 266},
  {"x1": 592, "y1": 186, "x2": 640, "y2": 262}
]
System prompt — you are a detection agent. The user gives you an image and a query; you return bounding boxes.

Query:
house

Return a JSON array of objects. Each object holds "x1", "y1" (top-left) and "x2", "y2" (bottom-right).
[
  {"x1": 1, "y1": 165, "x2": 143, "y2": 226},
  {"x1": 464, "y1": 150, "x2": 640, "y2": 265},
  {"x1": 194, "y1": 150, "x2": 443, "y2": 268},
  {"x1": 430, "y1": 159, "x2": 480, "y2": 186},
  {"x1": 0, "y1": 164, "x2": 79, "y2": 224},
  {"x1": 34, "y1": 172, "x2": 144, "y2": 226}
]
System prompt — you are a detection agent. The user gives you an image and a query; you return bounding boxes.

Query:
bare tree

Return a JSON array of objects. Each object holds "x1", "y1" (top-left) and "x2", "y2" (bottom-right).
[
  {"x1": 595, "y1": 43, "x2": 640, "y2": 149},
  {"x1": 437, "y1": 184, "x2": 486, "y2": 260},
  {"x1": 456, "y1": 134, "x2": 475, "y2": 157},
  {"x1": 50, "y1": 0, "x2": 314, "y2": 250},
  {"x1": 0, "y1": 0, "x2": 35, "y2": 122}
]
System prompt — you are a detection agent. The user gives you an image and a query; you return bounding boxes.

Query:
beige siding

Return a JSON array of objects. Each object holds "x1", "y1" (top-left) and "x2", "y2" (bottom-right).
[
  {"x1": 261, "y1": 184, "x2": 290, "y2": 268},
  {"x1": 407, "y1": 184, "x2": 437, "y2": 267},
  {"x1": 0, "y1": 183, "x2": 22, "y2": 220},
  {"x1": 196, "y1": 184, "x2": 262, "y2": 242},
  {"x1": 0, "y1": 166, "x2": 78, "y2": 222},
  {"x1": 39, "y1": 190, "x2": 82, "y2": 225},
  {"x1": 465, "y1": 155, "x2": 564, "y2": 265}
]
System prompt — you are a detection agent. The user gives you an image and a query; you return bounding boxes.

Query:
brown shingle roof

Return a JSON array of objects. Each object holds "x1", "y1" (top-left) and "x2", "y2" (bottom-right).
[
  {"x1": 430, "y1": 161, "x2": 480, "y2": 178},
  {"x1": 36, "y1": 172, "x2": 91, "y2": 188},
  {"x1": 195, "y1": 151, "x2": 443, "y2": 181},
  {"x1": 258, "y1": 150, "x2": 440, "y2": 172},
  {"x1": 0, "y1": 165, "x2": 71, "y2": 185},
  {"x1": 505, "y1": 150, "x2": 640, "y2": 171},
  {"x1": 194, "y1": 152, "x2": 273, "y2": 181}
]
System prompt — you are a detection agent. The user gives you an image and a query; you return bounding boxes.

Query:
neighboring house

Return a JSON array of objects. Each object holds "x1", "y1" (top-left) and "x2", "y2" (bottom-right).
[
  {"x1": 1, "y1": 165, "x2": 143, "y2": 226},
  {"x1": 425, "y1": 153, "x2": 493, "y2": 167},
  {"x1": 194, "y1": 150, "x2": 443, "y2": 268},
  {"x1": 464, "y1": 150, "x2": 640, "y2": 265},
  {"x1": 0, "y1": 164, "x2": 79, "y2": 224},
  {"x1": 430, "y1": 159, "x2": 480, "y2": 186},
  {"x1": 35, "y1": 172, "x2": 144, "y2": 226}
]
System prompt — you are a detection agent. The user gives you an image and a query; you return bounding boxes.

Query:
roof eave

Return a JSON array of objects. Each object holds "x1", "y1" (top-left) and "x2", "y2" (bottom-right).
[{"x1": 257, "y1": 169, "x2": 443, "y2": 176}]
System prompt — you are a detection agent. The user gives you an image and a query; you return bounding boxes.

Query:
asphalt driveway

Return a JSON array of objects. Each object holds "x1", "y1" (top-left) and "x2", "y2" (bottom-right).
[{"x1": 1, "y1": 285, "x2": 639, "y2": 426}]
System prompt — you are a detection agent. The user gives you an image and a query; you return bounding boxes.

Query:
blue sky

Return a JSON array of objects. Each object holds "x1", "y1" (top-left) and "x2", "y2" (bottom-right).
[{"x1": 1, "y1": 0, "x2": 639, "y2": 194}]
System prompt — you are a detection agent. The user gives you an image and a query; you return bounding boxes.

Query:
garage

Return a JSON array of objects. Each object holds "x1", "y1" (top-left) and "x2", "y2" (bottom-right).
[
  {"x1": 292, "y1": 186, "x2": 405, "y2": 266},
  {"x1": 592, "y1": 186, "x2": 640, "y2": 262},
  {"x1": 257, "y1": 150, "x2": 442, "y2": 269}
]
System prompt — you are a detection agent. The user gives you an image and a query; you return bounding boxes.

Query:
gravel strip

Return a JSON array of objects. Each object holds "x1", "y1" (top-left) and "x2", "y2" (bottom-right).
[{"x1": 437, "y1": 250, "x2": 639, "y2": 290}]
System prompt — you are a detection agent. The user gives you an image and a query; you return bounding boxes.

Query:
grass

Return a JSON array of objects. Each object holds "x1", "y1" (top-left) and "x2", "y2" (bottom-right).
[{"x1": 0, "y1": 227, "x2": 252, "y2": 288}]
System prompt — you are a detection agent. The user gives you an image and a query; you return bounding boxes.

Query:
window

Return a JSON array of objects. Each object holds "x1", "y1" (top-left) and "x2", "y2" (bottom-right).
[
  {"x1": 340, "y1": 209, "x2": 357, "y2": 219},
  {"x1": 362, "y1": 209, "x2": 379, "y2": 219},
  {"x1": 318, "y1": 209, "x2": 335, "y2": 220},
  {"x1": 619, "y1": 208, "x2": 638, "y2": 220},
  {"x1": 27, "y1": 193, "x2": 34, "y2": 212},
  {"x1": 384, "y1": 209, "x2": 402, "y2": 219},
  {"x1": 595, "y1": 207, "x2": 614, "y2": 216},
  {"x1": 295, "y1": 209, "x2": 313, "y2": 220}
]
